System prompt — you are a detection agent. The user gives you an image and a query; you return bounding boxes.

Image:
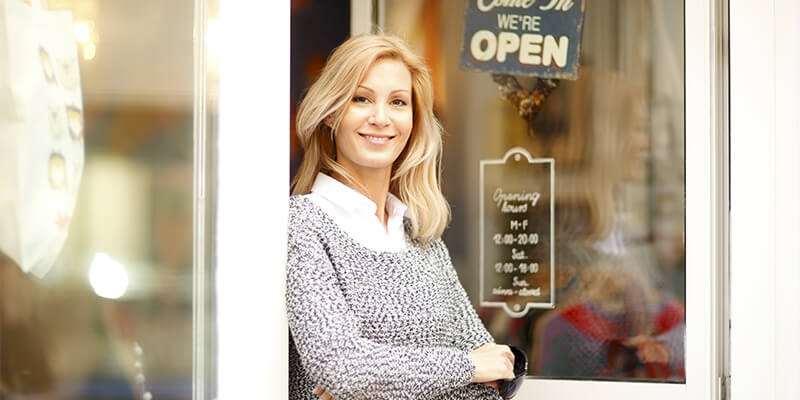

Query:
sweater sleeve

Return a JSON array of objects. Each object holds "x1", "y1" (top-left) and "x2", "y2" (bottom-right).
[
  {"x1": 435, "y1": 240, "x2": 496, "y2": 352},
  {"x1": 286, "y1": 219, "x2": 475, "y2": 400}
]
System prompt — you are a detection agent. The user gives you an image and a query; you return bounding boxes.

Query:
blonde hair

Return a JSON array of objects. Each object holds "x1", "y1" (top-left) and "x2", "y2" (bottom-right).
[
  {"x1": 529, "y1": 68, "x2": 644, "y2": 241},
  {"x1": 292, "y1": 34, "x2": 450, "y2": 243}
]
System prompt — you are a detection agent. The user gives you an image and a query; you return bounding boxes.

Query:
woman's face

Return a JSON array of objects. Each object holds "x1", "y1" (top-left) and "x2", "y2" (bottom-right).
[
  {"x1": 623, "y1": 99, "x2": 650, "y2": 181},
  {"x1": 333, "y1": 58, "x2": 413, "y2": 177}
]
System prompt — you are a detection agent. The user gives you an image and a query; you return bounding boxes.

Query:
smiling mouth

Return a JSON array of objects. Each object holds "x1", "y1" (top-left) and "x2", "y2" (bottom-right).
[{"x1": 359, "y1": 133, "x2": 395, "y2": 143}]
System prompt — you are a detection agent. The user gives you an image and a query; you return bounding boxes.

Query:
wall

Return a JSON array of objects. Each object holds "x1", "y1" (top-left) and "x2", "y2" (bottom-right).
[{"x1": 730, "y1": 0, "x2": 800, "y2": 398}]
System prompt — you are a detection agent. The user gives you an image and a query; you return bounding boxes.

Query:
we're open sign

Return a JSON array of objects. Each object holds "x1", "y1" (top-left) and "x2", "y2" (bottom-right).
[{"x1": 460, "y1": 0, "x2": 585, "y2": 80}]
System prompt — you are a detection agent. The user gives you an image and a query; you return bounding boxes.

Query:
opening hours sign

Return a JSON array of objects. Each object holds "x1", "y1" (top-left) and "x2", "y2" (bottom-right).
[{"x1": 480, "y1": 148, "x2": 555, "y2": 317}]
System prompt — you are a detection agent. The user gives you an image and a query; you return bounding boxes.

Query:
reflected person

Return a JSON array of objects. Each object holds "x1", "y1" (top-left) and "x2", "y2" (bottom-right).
[
  {"x1": 287, "y1": 34, "x2": 515, "y2": 399},
  {"x1": 526, "y1": 69, "x2": 685, "y2": 380}
]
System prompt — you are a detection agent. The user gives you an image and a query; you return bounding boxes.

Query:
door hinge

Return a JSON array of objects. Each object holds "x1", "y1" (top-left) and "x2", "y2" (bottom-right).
[{"x1": 718, "y1": 375, "x2": 730, "y2": 400}]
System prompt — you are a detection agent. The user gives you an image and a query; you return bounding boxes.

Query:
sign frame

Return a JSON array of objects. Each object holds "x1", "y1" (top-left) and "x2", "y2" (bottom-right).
[{"x1": 479, "y1": 146, "x2": 555, "y2": 317}]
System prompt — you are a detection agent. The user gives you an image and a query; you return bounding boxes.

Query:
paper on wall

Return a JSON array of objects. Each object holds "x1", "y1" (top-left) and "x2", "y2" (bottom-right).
[{"x1": 0, "y1": 0, "x2": 84, "y2": 278}]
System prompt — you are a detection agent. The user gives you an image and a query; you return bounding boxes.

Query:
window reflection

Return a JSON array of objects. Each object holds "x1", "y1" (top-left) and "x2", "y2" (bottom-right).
[{"x1": 0, "y1": 0, "x2": 214, "y2": 398}]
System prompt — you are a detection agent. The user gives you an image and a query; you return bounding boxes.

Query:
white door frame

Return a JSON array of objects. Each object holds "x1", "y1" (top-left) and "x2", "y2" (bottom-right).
[
  {"x1": 215, "y1": 1, "x2": 289, "y2": 399},
  {"x1": 512, "y1": 0, "x2": 728, "y2": 397},
  {"x1": 210, "y1": 0, "x2": 738, "y2": 398}
]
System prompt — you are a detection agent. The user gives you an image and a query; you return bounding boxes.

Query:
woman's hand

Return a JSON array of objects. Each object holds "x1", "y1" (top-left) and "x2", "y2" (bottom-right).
[
  {"x1": 625, "y1": 335, "x2": 670, "y2": 364},
  {"x1": 469, "y1": 343, "x2": 515, "y2": 382},
  {"x1": 313, "y1": 384, "x2": 337, "y2": 400},
  {"x1": 483, "y1": 380, "x2": 500, "y2": 393}
]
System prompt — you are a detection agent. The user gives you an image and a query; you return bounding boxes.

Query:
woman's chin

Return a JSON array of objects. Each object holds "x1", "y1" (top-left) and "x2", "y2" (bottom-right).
[{"x1": 344, "y1": 152, "x2": 401, "y2": 171}]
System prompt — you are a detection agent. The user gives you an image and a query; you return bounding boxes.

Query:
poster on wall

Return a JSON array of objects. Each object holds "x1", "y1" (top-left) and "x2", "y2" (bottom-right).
[
  {"x1": 480, "y1": 147, "x2": 554, "y2": 317},
  {"x1": 460, "y1": 0, "x2": 585, "y2": 79}
]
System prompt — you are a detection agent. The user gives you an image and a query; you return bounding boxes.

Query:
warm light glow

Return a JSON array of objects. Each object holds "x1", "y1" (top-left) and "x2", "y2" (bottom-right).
[
  {"x1": 74, "y1": 21, "x2": 90, "y2": 43},
  {"x1": 206, "y1": 19, "x2": 219, "y2": 52},
  {"x1": 83, "y1": 43, "x2": 96, "y2": 60},
  {"x1": 89, "y1": 252, "x2": 128, "y2": 299}
]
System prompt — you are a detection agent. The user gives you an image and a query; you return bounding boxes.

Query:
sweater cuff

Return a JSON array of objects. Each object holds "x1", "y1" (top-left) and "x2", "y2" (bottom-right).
[{"x1": 453, "y1": 349, "x2": 476, "y2": 387}]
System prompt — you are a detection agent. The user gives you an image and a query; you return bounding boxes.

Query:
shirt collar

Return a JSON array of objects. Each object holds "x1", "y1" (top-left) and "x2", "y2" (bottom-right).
[
  {"x1": 311, "y1": 172, "x2": 408, "y2": 218},
  {"x1": 386, "y1": 191, "x2": 409, "y2": 220}
]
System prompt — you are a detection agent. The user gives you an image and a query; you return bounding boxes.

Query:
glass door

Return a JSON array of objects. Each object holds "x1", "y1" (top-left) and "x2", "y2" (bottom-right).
[{"x1": 343, "y1": 0, "x2": 726, "y2": 398}]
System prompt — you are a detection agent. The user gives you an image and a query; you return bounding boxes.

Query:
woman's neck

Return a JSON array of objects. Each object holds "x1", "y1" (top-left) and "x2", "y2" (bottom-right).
[{"x1": 331, "y1": 167, "x2": 392, "y2": 230}]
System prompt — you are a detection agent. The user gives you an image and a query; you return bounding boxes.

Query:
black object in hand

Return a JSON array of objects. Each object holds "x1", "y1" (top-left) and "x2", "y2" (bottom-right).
[{"x1": 497, "y1": 346, "x2": 528, "y2": 399}]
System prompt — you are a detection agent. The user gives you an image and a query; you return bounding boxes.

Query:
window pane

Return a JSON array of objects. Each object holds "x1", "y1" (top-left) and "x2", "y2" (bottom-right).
[
  {"x1": 383, "y1": 0, "x2": 685, "y2": 382},
  {"x1": 0, "y1": 0, "x2": 216, "y2": 398}
]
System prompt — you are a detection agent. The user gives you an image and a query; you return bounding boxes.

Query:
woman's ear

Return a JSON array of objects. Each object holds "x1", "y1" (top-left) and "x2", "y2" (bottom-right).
[{"x1": 323, "y1": 115, "x2": 334, "y2": 129}]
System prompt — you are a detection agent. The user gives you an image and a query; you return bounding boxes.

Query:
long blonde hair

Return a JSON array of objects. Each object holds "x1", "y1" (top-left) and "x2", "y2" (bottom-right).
[
  {"x1": 292, "y1": 34, "x2": 449, "y2": 243},
  {"x1": 529, "y1": 68, "x2": 644, "y2": 241}
]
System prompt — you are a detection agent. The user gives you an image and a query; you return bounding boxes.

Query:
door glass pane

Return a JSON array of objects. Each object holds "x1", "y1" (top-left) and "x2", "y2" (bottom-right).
[
  {"x1": 0, "y1": 0, "x2": 216, "y2": 398},
  {"x1": 382, "y1": 0, "x2": 685, "y2": 382}
]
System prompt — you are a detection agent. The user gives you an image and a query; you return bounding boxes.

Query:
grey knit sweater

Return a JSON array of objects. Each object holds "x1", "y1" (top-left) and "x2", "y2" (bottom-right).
[{"x1": 287, "y1": 195, "x2": 502, "y2": 400}]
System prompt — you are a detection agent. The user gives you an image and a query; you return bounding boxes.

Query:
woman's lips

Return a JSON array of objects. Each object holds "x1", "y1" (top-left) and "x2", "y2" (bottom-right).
[{"x1": 359, "y1": 133, "x2": 395, "y2": 143}]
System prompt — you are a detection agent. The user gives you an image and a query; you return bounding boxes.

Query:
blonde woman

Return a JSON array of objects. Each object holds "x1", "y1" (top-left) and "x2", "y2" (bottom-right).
[{"x1": 287, "y1": 34, "x2": 520, "y2": 399}]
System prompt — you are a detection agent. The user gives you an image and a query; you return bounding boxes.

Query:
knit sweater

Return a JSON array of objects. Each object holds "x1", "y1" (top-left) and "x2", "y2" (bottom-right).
[{"x1": 287, "y1": 195, "x2": 502, "y2": 400}]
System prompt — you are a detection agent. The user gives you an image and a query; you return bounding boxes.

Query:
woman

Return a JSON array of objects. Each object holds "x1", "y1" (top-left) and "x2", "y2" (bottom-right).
[{"x1": 287, "y1": 34, "x2": 515, "y2": 399}]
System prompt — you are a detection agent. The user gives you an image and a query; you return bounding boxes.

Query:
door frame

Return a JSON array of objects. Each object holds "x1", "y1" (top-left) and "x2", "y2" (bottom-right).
[
  {"x1": 211, "y1": 0, "x2": 732, "y2": 398},
  {"x1": 214, "y1": 1, "x2": 289, "y2": 399},
  {"x1": 510, "y1": 0, "x2": 729, "y2": 396}
]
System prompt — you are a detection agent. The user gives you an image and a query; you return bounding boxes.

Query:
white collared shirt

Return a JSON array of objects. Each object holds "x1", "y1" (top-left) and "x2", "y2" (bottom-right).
[
  {"x1": 592, "y1": 213, "x2": 626, "y2": 256},
  {"x1": 307, "y1": 173, "x2": 409, "y2": 252}
]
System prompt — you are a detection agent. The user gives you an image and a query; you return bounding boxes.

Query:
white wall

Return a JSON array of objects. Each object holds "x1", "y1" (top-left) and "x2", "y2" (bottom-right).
[
  {"x1": 772, "y1": 0, "x2": 800, "y2": 397},
  {"x1": 730, "y1": 0, "x2": 800, "y2": 398}
]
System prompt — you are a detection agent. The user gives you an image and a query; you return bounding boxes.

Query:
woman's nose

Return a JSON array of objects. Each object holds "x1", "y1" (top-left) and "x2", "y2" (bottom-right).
[{"x1": 368, "y1": 104, "x2": 390, "y2": 127}]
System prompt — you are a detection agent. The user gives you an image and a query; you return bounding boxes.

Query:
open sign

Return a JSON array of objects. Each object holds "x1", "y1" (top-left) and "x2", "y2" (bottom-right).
[{"x1": 460, "y1": 0, "x2": 585, "y2": 80}]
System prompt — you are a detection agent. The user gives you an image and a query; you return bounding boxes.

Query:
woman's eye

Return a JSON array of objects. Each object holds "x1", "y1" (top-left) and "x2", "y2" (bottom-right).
[
  {"x1": 391, "y1": 99, "x2": 408, "y2": 106},
  {"x1": 352, "y1": 96, "x2": 369, "y2": 103}
]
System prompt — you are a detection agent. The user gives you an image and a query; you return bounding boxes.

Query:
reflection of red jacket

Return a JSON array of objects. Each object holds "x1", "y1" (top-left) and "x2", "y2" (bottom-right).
[{"x1": 536, "y1": 297, "x2": 685, "y2": 380}]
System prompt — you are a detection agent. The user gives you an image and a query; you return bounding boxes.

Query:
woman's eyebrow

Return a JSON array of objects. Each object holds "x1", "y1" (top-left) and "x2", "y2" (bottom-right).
[
  {"x1": 357, "y1": 85, "x2": 410, "y2": 95},
  {"x1": 356, "y1": 85, "x2": 375, "y2": 93}
]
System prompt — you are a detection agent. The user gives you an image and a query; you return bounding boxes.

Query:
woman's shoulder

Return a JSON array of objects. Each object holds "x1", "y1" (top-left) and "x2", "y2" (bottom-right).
[
  {"x1": 288, "y1": 194, "x2": 312, "y2": 210},
  {"x1": 288, "y1": 194, "x2": 320, "y2": 213},
  {"x1": 287, "y1": 195, "x2": 327, "y2": 234},
  {"x1": 412, "y1": 232, "x2": 449, "y2": 259}
]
